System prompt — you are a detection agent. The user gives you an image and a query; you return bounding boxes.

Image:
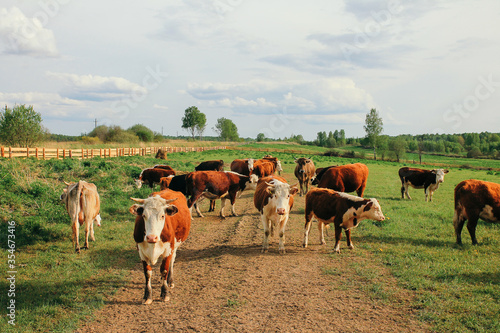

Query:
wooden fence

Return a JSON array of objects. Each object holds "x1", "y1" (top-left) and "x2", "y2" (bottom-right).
[{"x1": 0, "y1": 146, "x2": 227, "y2": 160}]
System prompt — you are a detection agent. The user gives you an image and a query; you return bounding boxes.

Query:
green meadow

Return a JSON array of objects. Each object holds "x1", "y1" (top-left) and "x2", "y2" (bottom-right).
[{"x1": 1, "y1": 147, "x2": 499, "y2": 332}]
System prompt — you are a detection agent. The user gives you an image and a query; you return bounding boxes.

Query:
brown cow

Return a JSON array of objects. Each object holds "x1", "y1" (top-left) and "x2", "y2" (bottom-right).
[
  {"x1": 303, "y1": 188, "x2": 385, "y2": 253},
  {"x1": 60, "y1": 180, "x2": 101, "y2": 253},
  {"x1": 186, "y1": 171, "x2": 251, "y2": 218},
  {"x1": 153, "y1": 165, "x2": 175, "y2": 172},
  {"x1": 317, "y1": 163, "x2": 369, "y2": 197},
  {"x1": 135, "y1": 168, "x2": 176, "y2": 189},
  {"x1": 399, "y1": 167, "x2": 449, "y2": 201},
  {"x1": 230, "y1": 158, "x2": 254, "y2": 176},
  {"x1": 260, "y1": 156, "x2": 283, "y2": 175},
  {"x1": 254, "y1": 176, "x2": 298, "y2": 254},
  {"x1": 194, "y1": 160, "x2": 224, "y2": 212},
  {"x1": 130, "y1": 189, "x2": 191, "y2": 304},
  {"x1": 311, "y1": 165, "x2": 336, "y2": 185},
  {"x1": 453, "y1": 179, "x2": 500, "y2": 245},
  {"x1": 294, "y1": 157, "x2": 316, "y2": 196},
  {"x1": 252, "y1": 160, "x2": 277, "y2": 178}
]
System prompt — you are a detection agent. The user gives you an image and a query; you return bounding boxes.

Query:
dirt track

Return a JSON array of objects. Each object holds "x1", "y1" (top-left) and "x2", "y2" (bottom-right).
[{"x1": 77, "y1": 174, "x2": 429, "y2": 333}]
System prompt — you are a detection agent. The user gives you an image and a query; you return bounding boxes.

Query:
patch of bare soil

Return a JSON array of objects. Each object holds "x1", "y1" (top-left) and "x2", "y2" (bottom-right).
[{"x1": 78, "y1": 174, "x2": 429, "y2": 333}]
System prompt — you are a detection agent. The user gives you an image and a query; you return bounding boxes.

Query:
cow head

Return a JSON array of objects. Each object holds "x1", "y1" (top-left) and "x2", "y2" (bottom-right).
[
  {"x1": 432, "y1": 169, "x2": 449, "y2": 184},
  {"x1": 294, "y1": 157, "x2": 312, "y2": 174},
  {"x1": 247, "y1": 174, "x2": 259, "y2": 190},
  {"x1": 363, "y1": 199, "x2": 385, "y2": 222},
  {"x1": 265, "y1": 180, "x2": 298, "y2": 215},
  {"x1": 247, "y1": 158, "x2": 254, "y2": 172},
  {"x1": 129, "y1": 196, "x2": 178, "y2": 243},
  {"x1": 276, "y1": 160, "x2": 283, "y2": 175},
  {"x1": 134, "y1": 179, "x2": 143, "y2": 189}
]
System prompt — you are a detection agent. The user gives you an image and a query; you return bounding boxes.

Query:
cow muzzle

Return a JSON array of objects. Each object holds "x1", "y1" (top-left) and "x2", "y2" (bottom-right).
[
  {"x1": 276, "y1": 208, "x2": 286, "y2": 215},
  {"x1": 146, "y1": 235, "x2": 159, "y2": 243}
]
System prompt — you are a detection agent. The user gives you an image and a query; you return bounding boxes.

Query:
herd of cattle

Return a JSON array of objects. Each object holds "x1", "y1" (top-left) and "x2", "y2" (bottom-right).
[{"x1": 60, "y1": 155, "x2": 500, "y2": 304}]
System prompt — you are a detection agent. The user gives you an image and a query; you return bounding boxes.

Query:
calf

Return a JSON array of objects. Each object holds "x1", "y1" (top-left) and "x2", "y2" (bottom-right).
[
  {"x1": 60, "y1": 180, "x2": 102, "y2": 253},
  {"x1": 186, "y1": 171, "x2": 250, "y2": 218},
  {"x1": 135, "y1": 168, "x2": 176, "y2": 189},
  {"x1": 294, "y1": 157, "x2": 316, "y2": 196},
  {"x1": 303, "y1": 188, "x2": 385, "y2": 253},
  {"x1": 453, "y1": 179, "x2": 500, "y2": 245},
  {"x1": 317, "y1": 163, "x2": 369, "y2": 197},
  {"x1": 399, "y1": 167, "x2": 449, "y2": 201},
  {"x1": 130, "y1": 189, "x2": 191, "y2": 304},
  {"x1": 254, "y1": 176, "x2": 298, "y2": 254},
  {"x1": 230, "y1": 158, "x2": 254, "y2": 176}
]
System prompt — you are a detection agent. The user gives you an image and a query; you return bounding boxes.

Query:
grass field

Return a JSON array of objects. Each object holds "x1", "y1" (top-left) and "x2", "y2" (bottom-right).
[{"x1": 1, "y1": 146, "x2": 499, "y2": 332}]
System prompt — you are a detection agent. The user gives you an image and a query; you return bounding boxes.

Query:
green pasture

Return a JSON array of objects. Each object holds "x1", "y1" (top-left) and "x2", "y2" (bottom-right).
[{"x1": 1, "y1": 147, "x2": 499, "y2": 332}]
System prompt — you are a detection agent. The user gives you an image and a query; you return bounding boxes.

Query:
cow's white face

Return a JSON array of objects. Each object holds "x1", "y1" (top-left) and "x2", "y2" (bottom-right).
[
  {"x1": 276, "y1": 161, "x2": 283, "y2": 173},
  {"x1": 266, "y1": 181, "x2": 298, "y2": 215},
  {"x1": 130, "y1": 196, "x2": 178, "y2": 243},
  {"x1": 364, "y1": 199, "x2": 385, "y2": 222},
  {"x1": 433, "y1": 169, "x2": 449, "y2": 184},
  {"x1": 248, "y1": 158, "x2": 254, "y2": 171},
  {"x1": 135, "y1": 179, "x2": 143, "y2": 189}
]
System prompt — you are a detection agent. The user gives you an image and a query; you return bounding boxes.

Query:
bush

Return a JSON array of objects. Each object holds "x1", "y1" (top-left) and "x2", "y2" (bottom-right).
[{"x1": 81, "y1": 136, "x2": 101, "y2": 145}]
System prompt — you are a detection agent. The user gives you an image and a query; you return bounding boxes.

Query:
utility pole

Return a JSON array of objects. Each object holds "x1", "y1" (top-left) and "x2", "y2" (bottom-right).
[{"x1": 94, "y1": 118, "x2": 98, "y2": 128}]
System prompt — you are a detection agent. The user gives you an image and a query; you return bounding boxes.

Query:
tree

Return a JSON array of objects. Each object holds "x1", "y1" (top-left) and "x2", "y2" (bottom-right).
[
  {"x1": 363, "y1": 108, "x2": 383, "y2": 160},
  {"x1": 0, "y1": 104, "x2": 46, "y2": 147},
  {"x1": 128, "y1": 124, "x2": 154, "y2": 142},
  {"x1": 389, "y1": 137, "x2": 406, "y2": 162},
  {"x1": 181, "y1": 106, "x2": 206, "y2": 140},
  {"x1": 213, "y1": 117, "x2": 239, "y2": 141},
  {"x1": 256, "y1": 133, "x2": 266, "y2": 142}
]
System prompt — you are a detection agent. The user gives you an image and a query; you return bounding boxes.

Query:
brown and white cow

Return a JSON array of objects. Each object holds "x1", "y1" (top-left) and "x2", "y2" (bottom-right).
[
  {"x1": 303, "y1": 188, "x2": 385, "y2": 253},
  {"x1": 453, "y1": 179, "x2": 500, "y2": 245},
  {"x1": 317, "y1": 163, "x2": 369, "y2": 197},
  {"x1": 399, "y1": 167, "x2": 449, "y2": 201},
  {"x1": 230, "y1": 158, "x2": 254, "y2": 176},
  {"x1": 185, "y1": 171, "x2": 251, "y2": 218},
  {"x1": 195, "y1": 160, "x2": 224, "y2": 172},
  {"x1": 135, "y1": 168, "x2": 176, "y2": 189},
  {"x1": 60, "y1": 180, "x2": 101, "y2": 253},
  {"x1": 130, "y1": 189, "x2": 191, "y2": 304},
  {"x1": 294, "y1": 157, "x2": 316, "y2": 196},
  {"x1": 254, "y1": 176, "x2": 298, "y2": 254}
]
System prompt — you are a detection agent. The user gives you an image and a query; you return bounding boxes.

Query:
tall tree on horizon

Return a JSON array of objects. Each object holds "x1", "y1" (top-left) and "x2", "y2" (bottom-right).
[
  {"x1": 364, "y1": 108, "x2": 384, "y2": 160},
  {"x1": 181, "y1": 106, "x2": 206, "y2": 140}
]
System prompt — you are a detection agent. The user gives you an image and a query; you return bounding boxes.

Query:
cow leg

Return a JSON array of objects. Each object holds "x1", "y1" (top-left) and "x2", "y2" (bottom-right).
[
  {"x1": 453, "y1": 209, "x2": 467, "y2": 245},
  {"x1": 318, "y1": 222, "x2": 326, "y2": 245},
  {"x1": 357, "y1": 184, "x2": 366, "y2": 197},
  {"x1": 403, "y1": 183, "x2": 412, "y2": 200},
  {"x1": 299, "y1": 180, "x2": 304, "y2": 197},
  {"x1": 188, "y1": 192, "x2": 205, "y2": 218},
  {"x1": 73, "y1": 220, "x2": 80, "y2": 253},
  {"x1": 142, "y1": 261, "x2": 153, "y2": 305},
  {"x1": 425, "y1": 188, "x2": 430, "y2": 202},
  {"x1": 303, "y1": 212, "x2": 314, "y2": 248},
  {"x1": 345, "y1": 229, "x2": 354, "y2": 249},
  {"x1": 304, "y1": 180, "x2": 309, "y2": 195},
  {"x1": 333, "y1": 225, "x2": 343, "y2": 253},
  {"x1": 208, "y1": 200, "x2": 216, "y2": 212},
  {"x1": 167, "y1": 249, "x2": 178, "y2": 288},
  {"x1": 83, "y1": 219, "x2": 90, "y2": 250},
  {"x1": 278, "y1": 216, "x2": 288, "y2": 254},
  {"x1": 90, "y1": 218, "x2": 95, "y2": 242},
  {"x1": 220, "y1": 198, "x2": 227, "y2": 219},
  {"x1": 400, "y1": 184, "x2": 405, "y2": 199},
  {"x1": 261, "y1": 215, "x2": 271, "y2": 253},
  {"x1": 466, "y1": 216, "x2": 479, "y2": 245},
  {"x1": 229, "y1": 194, "x2": 238, "y2": 217},
  {"x1": 160, "y1": 256, "x2": 173, "y2": 302}
]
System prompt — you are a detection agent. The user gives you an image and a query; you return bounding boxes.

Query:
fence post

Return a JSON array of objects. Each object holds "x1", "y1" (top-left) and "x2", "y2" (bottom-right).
[
  {"x1": 9, "y1": 147, "x2": 12, "y2": 158},
  {"x1": 63, "y1": 149, "x2": 66, "y2": 159},
  {"x1": 35, "y1": 147, "x2": 39, "y2": 159},
  {"x1": 43, "y1": 148, "x2": 46, "y2": 160},
  {"x1": 26, "y1": 147, "x2": 29, "y2": 158}
]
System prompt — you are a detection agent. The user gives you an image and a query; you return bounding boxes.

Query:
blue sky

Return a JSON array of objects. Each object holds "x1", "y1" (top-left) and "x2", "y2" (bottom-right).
[{"x1": 0, "y1": 0, "x2": 499, "y2": 140}]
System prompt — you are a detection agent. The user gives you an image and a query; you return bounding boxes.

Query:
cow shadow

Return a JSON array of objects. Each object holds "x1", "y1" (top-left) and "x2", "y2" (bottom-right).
[{"x1": 355, "y1": 234, "x2": 452, "y2": 248}]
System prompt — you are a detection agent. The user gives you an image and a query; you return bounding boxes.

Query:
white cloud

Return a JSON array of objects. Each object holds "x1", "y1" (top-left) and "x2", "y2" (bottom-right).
[
  {"x1": 0, "y1": 92, "x2": 84, "y2": 117},
  {"x1": 0, "y1": 7, "x2": 58, "y2": 57},
  {"x1": 47, "y1": 72, "x2": 148, "y2": 101}
]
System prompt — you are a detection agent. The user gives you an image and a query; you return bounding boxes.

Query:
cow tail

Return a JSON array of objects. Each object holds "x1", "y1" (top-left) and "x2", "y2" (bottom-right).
[{"x1": 77, "y1": 181, "x2": 85, "y2": 225}]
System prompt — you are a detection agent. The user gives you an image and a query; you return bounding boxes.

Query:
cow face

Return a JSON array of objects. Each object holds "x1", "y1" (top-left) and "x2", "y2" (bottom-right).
[
  {"x1": 363, "y1": 199, "x2": 385, "y2": 222},
  {"x1": 266, "y1": 181, "x2": 298, "y2": 215},
  {"x1": 247, "y1": 158, "x2": 254, "y2": 172},
  {"x1": 129, "y1": 196, "x2": 178, "y2": 243},
  {"x1": 432, "y1": 169, "x2": 449, "y2": 184},
  {"x1": 294, "y1": 157, "x2": 312, "y2": 174},
  {"x1": 135, "y1": 179, "x2": 143, "y2": 189},
  {"x1": 276, "y1": 161, "x2": 283, "y2": 175}
]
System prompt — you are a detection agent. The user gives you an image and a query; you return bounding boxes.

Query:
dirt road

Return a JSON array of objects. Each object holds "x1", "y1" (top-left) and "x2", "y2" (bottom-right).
[{"x1": 78, "y1": 175, "x2": 428, "y2": 333}]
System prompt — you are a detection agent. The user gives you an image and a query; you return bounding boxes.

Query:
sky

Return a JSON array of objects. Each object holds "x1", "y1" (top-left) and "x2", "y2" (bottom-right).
[{"x1": 0, "y1": 0, "x2": 499, "y2": 141}]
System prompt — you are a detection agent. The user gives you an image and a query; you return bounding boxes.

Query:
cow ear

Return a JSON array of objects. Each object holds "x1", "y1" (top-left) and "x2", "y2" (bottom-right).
[
  {"x1": 266, "y1": 187, "x2": 275, "y2": 195},
  {"x1": 431, "y1": 169, "x2": 437, "y2": 174},
  {"x1": 363, "y1": 201, "x2": 373, "y2": 211},
  {"x1": 444, "y1": 169, "x2": 449, "y2": 174},
  {"x1": 129, "y1": 204, "x2": 144, "y2": 216},
  {"x1": 289, "y1": 186, "x2": 299, "y2": 195},
  {"x1": 165, "y1": 205, "x2": 178, "y2": 216}
]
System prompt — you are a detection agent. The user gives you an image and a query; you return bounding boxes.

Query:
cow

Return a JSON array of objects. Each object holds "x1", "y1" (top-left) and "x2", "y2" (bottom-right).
[
  {"x1": 317, "y1": 163, "x2": 369, "y2": 197},
  {"x1": 195, "y1": 160, "x2": 224, "y2": 172},
  {"x1": 294, "y1": 157, "x2": 316, "y2": 196},
  {"x1": 399, "y1": 167, "x2": 449, "y2": 201},
  {"x1": 60, "y1": 180, "x2": 102, "y2": 253},
  {"x1": 303, "y1": 188, "x2": 385, "y2": 253},
  {"x1": 135, "y1": 168, "x2": 176, "y2": 189},
  {"x1": 261, "y1": 156, "x2": 283, "y2": 175},
  {"x1": 253, "y1": 176, "x2": 298, "y2": 254},
  {"x1": 230, "y1": 158, "x2": 254, "y2": 176},
  {"x1": 129, "y1": 189, "x2": 191, "y2": 304},
  {"x1": 453, "y1": 179, "x2": 500, "y2": 245},
  {"x1": 252, "y1": 161, "x2": 277, "y2": 179},
  {"x1": 153, "y1": 164, "x2": 175, "y2": 172},
  {"x1": 194, "y1": 160, "x2": 225, "y2": 212},
  {"x1": 186, "y1": 171, "x2": 250, "y2": 218},
  {"x1": 311, "y1": 166, "x2": 336, "y2": 185}
]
